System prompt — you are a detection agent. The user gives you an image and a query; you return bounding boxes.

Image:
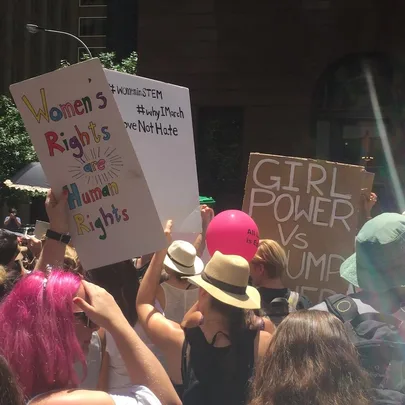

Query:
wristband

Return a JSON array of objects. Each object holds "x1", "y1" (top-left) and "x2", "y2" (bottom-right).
[{"x1": 46, "y1": 229, "x2": 71, "y2": 245}]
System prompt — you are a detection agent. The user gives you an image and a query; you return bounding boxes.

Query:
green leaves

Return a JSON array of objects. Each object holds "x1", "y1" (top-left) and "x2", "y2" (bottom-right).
[
  {"x1": 0, "y1": 95, "x2": 37, "y2": 183},
  {"x1": 72, "y1": 51, "x2": 138, "y2": 75}
]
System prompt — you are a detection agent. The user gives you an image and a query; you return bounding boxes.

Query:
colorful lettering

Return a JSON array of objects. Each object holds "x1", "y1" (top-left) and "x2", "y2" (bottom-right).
[
  {"x1": 21, "y1": 88, "x2": 49, "y2": 123},
  {"x1": 96, "y1": 92, "x2": 107, "y2": 109}
]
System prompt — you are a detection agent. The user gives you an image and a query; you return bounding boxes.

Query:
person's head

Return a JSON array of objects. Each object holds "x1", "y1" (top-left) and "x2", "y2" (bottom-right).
[
  {"x1": 0, "y1": 270, "x2": 94, "y2": 399},
  {"x1": 250, "y1": 239, "x2": 287, "y2": 286},
  {"x1": 0, "y1": 264, "x2": 23, "y2": 302},
  {"x1": 340, "y1": 212, "x2": 405, "y2": 293},
  {"x1": 0, "y1": 355, "x2": 24, "y2": 405},
  {"x1": 63, "y1": 246, "x2": 84, "y2": 275},
  {"x1": 249, "y1": 310, "x2": 371, "y2": 405},
  {"x1": 9, "y1": 208, "x2": 17, "y2": 216},
  {"x1": 0, "y1": 230, "x2": 20, "y2": 267},
  {"x1": 86, "y1": 259, "x2": 139, "y2": 326},
  {"x1": 188, "y1": 251, "x2": 260, "y2": 339},
  {"x1": 163, "y1": 240, "x2": 204, "y2": 278}
]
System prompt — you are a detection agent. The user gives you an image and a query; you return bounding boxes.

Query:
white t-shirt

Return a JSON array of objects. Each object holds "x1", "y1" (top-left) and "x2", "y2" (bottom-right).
[
  {"x1": 75, "y1": 331, "x2": 102, "y2": 390},
  {"x1": 110, "y1": 386, "x2": 161, "y2": 404},
  {"x1": 161, "y1": 282, "x2": 199, "y2": 324},
  {"x1": 27, "y1": 386, "x2": 161, "y2": 405},
  {"x1": 106, "y1": 302, "x2": 166, "y2": 395}
]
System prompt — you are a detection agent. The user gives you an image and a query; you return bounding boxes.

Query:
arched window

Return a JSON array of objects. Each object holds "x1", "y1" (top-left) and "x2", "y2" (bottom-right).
[{"x1": 312, "y1": 53, "x2": 405, "y2": 212}]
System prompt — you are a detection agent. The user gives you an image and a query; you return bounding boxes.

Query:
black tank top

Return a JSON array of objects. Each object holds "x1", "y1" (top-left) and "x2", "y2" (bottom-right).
[{"x1": 181, "y1": 326, "x2": 257, "y2": 405}]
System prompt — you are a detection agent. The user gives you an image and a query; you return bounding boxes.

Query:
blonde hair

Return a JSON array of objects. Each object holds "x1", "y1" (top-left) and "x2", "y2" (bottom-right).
[
  {"x1": 251, "y1": 239, "x2": 287, "y2": 279},
  {"x1": 63, "y1": 246, "x2": 84, "y2": 275}
]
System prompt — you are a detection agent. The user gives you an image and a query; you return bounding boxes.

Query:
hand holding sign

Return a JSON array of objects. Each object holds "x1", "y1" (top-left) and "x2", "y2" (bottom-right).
[{"x1": 206, "y1": 210, "x2": 259, "y2": 261}]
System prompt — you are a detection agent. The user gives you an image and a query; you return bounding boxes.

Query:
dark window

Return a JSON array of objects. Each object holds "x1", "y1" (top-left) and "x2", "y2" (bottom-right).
[
  {"x1": 197, "y1": 107, "x2": 244, "y2": 196},
  {"x1": 79, "y1": 0, "x2": 107, "y2": 6},
  {"x1": 79, "y1": 17, "x2": 107, "y2": 37}
]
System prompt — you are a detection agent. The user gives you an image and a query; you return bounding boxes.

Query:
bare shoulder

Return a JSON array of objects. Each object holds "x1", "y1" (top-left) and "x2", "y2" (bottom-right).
[
  {"x1": 254, "y1": 330, "x2": 272, "y2": 360},
  {"x1": 30, "y1": 389, "x2": 114, "y2": 405}
]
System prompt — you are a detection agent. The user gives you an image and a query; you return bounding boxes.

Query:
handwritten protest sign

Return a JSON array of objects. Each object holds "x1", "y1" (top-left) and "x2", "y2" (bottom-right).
[
  {"x1": 10, "y1": 59, "x2": 166, "y2": 269},
  {"x1": 243, "y1": 153, "x2": 365, "y2": 303},
  {"x1": 104, "y1": 70, "x2": 201, "y2": 233}
]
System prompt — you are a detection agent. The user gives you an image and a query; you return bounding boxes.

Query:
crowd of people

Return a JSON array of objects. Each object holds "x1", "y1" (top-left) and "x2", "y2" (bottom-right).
[{"x1": 0, "y1": 188, "x2": 403, "y2": 405}]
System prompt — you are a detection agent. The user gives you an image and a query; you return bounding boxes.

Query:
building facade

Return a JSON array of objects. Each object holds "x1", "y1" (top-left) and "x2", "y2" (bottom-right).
[
  {"x1": 2, "y1": 0, "x2": 405, "y2": 212},
  {"x1": 137, "y1": 0, "x2": 405, "y2": 212},
  {"x1": 0, "y1": 0, "x2": 138, "y2": 95}
]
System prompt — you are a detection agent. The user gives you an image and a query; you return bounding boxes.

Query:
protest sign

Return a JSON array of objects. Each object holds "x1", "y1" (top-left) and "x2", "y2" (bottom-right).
[
  {"x1": 10, "y1": 59, "x2": 166, "y2": 270},
  {"x1": 362, "y1": 171, "x2": 375, "y2": 194},
  {"x1": 104, "y1": 70, "x2": 201, "y2": 233},
  {"x1": 243, "y1": 153, "x2": 365, "y2": 303}
]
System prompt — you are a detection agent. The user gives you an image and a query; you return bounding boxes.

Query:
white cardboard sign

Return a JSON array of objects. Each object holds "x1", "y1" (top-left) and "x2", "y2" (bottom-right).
[
  {"x1": 10, "y1": 59, "x2": 166, "y2": 270},
  {"x1": 34, "y1": 220, "x2": 50, "y2": 240},
  {"x1": 104, "y1": 70, "x2": 201, "y2": 233}
]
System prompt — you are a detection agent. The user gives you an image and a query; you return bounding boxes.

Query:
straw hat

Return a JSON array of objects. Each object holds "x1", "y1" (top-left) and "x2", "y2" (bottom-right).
[
  {"x1": 164, "y1": 240, "x2": 204, "y2": 276},
  {"x1": 187, "y1": 251, "x2": 260, "y2": 309}
]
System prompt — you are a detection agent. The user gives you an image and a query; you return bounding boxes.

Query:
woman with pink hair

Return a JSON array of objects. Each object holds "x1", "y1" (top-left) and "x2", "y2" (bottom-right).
[
  {"x1": 0, "y1": 270, "x2": 91, "y2": 397},
  {"x1": 0, "y1": 190, "x2": 180, "y2": 405},
  {"x1": 0, "y1": 270, "x2": 180, "y2": 405}
]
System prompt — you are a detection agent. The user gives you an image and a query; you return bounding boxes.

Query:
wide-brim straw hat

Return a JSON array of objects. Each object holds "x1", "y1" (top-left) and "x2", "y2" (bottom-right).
[
  {"x1": 164, "y1": 240, "x2": 204, "y2": 276},
  {"x1": 187, "y1": 251, "x2": 260, "y2": 309}
]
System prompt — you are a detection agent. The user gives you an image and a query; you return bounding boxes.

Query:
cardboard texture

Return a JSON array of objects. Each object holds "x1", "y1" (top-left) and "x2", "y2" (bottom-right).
[
  {"x1": 10, "y1": 59, "x2": 166, "y2": 270},
  {"x1": 243, "y1": 153, "x2": 365, "y2": 304}
]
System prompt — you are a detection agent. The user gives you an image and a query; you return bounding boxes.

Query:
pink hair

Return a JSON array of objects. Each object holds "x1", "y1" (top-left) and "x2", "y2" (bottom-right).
[{"x1": 0, "y1": 270, "x2": 86, "y2": 399}]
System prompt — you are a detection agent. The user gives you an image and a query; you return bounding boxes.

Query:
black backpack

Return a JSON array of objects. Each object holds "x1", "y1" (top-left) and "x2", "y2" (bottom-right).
[
  {"x1": 325, "y1": 294, "x2": 405, "y2": 405},
  {"x1": 261, "y1": 291, "x2": 300, "y2": 326}
]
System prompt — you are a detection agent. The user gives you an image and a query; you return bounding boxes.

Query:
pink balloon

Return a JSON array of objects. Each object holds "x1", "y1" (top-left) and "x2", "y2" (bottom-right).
[{"x1": 206, "y1": 210, "x2": 259, "y2": 261}]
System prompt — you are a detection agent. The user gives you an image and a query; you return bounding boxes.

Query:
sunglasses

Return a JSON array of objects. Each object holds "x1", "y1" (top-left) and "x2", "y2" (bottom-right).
[{"x1": 74, "y1": 312, "x2": 97, "y2": 329}]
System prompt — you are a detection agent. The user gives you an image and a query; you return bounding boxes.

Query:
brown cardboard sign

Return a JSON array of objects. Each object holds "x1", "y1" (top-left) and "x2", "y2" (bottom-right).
[
  {"x1": 242, "y1": 153, "x2": 365, "y2": 304},
  {"x1": 361, "y1": 171, "x2": 375, "y2": 194}
]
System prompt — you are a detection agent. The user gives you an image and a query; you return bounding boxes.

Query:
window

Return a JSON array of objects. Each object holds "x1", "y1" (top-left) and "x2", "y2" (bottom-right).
[
  {"x1": 197, "y1": 107, "x2": 244, "y2": 194},
  {"x1": 79, "y1": 17, "x2": 107, "y2": 37},
  {"x1": 79, "y1": 0, "x2": 107, "y2": 6},
  {"x1": 78, "y1": 47, "x2": 107, "y2": 61}
]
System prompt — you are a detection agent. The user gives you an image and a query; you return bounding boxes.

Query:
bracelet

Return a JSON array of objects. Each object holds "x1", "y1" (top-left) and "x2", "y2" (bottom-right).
[{"x1": 46, "y1": 229, "x2": 71, "y2": 245}]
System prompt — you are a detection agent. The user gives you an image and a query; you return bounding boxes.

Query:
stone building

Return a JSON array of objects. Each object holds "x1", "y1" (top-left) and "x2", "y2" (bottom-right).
[{"x1": 137, "y1": 0, "x2": 405, "y2": 211}]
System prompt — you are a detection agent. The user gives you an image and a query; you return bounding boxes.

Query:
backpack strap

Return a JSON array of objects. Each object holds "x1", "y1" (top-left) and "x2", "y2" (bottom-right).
[
  {"x1": 350, "y1": 312, "x2": 403, "y2": 329},
  {"x1": 288, "y1": 291, "x2": 300, "y2": 310},
  {"x1": 324, "y1": 294, "x2": 359, "y2": 322},
  {"x1": 325, "y1": 295, "x2": 403, "y2": 329}
]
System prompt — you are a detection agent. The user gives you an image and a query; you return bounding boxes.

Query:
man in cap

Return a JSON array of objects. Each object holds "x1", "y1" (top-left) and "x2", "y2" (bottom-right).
[
  {"x1": 312, "y1": 213, "x2": 405, "y2": 403},
  {"x1": 312, "y1": 212, "x2": 405, "y2": 315}
]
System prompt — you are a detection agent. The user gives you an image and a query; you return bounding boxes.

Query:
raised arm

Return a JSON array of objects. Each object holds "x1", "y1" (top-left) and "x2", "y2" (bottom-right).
[
  {"x1": 136, "y1": 221, "x2": 185, "y2": 383},
  {"x1": 193, "y1": 205, "x2": 214, "y2": 258},
  {"x1": 35, "y1": 190, "x2": 69, "y2": 271},
  {"x1": 75, "y1": 281, "x2": 181, "y2": 405}
]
